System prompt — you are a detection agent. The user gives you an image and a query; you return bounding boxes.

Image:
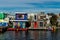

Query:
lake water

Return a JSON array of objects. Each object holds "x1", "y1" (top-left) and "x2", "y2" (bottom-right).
[{"x1": 0, "y1": 30, "x2": 60, "y2": 40}]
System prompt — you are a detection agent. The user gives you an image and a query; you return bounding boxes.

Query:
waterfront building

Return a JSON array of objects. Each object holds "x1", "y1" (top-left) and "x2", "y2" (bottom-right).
[
  {"x1": 7, "y1": 12, "x2": 58, "y2": 30},
  {"x1": 0, "y1": 12, "x2": 9, "y2": 27},
  {"x1": 10, "y1": 12, "x2": 30, "y2": 28},
  {"x1": 0, "y1": 12, "x2": 9, "y2": 32}
]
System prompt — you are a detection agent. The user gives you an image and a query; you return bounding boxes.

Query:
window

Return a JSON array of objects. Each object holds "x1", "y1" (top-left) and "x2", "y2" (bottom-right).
[
  {"x1": 17, "y1": 14, "x2": 24, "y2": 19},
  {"x1": 40, "y1": 22, "x2": 43, "y2": 27}
]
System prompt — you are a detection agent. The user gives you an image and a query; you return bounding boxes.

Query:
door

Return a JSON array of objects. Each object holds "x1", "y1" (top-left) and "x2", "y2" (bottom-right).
[{"x1": 34, "y1": 22, "x2": 38, "y2": 28}]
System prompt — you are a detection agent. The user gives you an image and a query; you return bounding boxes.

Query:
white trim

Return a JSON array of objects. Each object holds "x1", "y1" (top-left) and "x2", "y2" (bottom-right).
[
  {"x1": 15, "y1": 12, "x2": 27, "y2": 14},
  {"x1": 10, "y1": 20, "x2": 28, "y2": 21}
]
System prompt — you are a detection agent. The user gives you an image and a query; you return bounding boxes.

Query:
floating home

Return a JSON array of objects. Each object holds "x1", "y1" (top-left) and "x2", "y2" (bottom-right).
[
  {"x1": 10, "y1": 12, "x2": 30, "y2": 28},
  {"x1": 0, "y1": 12, "x2": 58, "y2": 31},
  {"x1": 9, "y1": 12, "x2": 50, "y2": 29},
  {"x1": 0, "y1": 12, "x2": 9, "y2": 27},
  {"x1": 0, "y1": 12, "x2": 9, "y2": 32}
]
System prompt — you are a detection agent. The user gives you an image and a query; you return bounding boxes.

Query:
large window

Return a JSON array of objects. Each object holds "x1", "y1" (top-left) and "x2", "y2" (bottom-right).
[
  {"x1": 15, "y1": 14, "x2": 27, "y2": 20},
  {"x1": 40, "y1": 22, "x2": 43, "y2": 27},
  {"x1": 16, "y1": 14, "x2": 24, "y2": 19}
]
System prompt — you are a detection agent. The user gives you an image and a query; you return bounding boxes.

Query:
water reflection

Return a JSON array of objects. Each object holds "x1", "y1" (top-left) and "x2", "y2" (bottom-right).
[
  {"x1": 51, "y1": 30, "x2": 58, "y2": 40},
  {"x1": 0, "y1": 30, "x2": 60, "y2": 40},
  {"x1": 33, "y1": 31, "x2": 39, "y2": 40}
]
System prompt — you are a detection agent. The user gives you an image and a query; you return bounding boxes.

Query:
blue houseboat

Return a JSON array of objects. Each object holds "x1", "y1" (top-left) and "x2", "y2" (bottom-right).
[{"x1": 9, "y1": 12, "x2": 31, "y2": 31}]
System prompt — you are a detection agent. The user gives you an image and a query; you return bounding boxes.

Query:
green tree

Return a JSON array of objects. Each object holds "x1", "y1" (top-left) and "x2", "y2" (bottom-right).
[{"x1": 50, "y1": 15, "x2": 58, "y2": 27}]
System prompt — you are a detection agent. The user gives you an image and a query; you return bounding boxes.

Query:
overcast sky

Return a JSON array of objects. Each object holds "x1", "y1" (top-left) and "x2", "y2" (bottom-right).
[{"x1": 0, "y1": 0, "x2": 60, "y2": 13}]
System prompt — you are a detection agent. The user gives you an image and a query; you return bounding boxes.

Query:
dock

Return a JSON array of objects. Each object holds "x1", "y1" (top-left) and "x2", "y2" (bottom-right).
[{"x1": 7, "y1": 27, "x2": 53, "y2": 31}]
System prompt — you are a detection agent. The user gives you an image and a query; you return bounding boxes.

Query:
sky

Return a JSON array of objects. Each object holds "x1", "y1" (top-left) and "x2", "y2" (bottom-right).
[{"x1": 0, "y1": 0, "x2": 60, "y2": 13}]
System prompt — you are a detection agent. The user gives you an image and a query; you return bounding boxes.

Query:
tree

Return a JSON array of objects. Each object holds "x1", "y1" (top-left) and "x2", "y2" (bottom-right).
[{"x1": 50, "y1": 15, "x2": 58, "y2": 27}]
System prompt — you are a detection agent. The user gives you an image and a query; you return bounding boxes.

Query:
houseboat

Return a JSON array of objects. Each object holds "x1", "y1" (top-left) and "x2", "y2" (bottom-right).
[
  {"x1": 8, "y1": 12, "x2": 31, "y2": 31},
  {"x1": 8, "y1": 12, "x2": 53, "y2": 31},
  {"x1": 0, "y1": 12, "x2": 9, "y2": 32}
]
